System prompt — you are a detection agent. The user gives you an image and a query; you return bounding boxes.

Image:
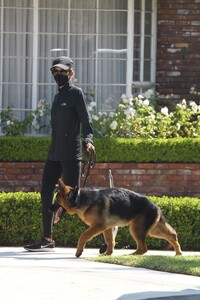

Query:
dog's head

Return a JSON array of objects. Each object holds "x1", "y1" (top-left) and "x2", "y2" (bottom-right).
[{"x1": 49, "y1": 178, "x2": 79, "y2": 224}]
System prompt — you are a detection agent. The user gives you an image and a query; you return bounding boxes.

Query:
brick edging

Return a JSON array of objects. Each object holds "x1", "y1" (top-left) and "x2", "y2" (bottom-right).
[{"x1": 0, "y1": 162, "x2": 200, "y2": 197}]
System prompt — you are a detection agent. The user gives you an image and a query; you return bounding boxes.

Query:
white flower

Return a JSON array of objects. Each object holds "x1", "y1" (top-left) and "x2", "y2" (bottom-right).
[
  {"x1": 92, "y1": 115, "x2": 99, "y2": 121},
  {"x1": 88, "y1": 101, "x2": 96, "y2": 112},
  {"x1": 119, "y1": 104, "x2": 126, "y2": 109},
  {"x1": 177, "y1": 122, "x2": 181, "y2": 130},
  {"x1": 37, "y1": 99, "x2": 45, "y2": 109},
  {"x1": 177, "y1": 99, "x2": 187, "y2": 110},
  {"x1": 189, "y1": 101, "x2": 196, "y2": 107},
  {"x1": 110, "y1": 120, "x2": 118, "y2": 130},
  {"x1": 124, "y1": 108, "x2": 135, "y2": 119},
  {"x1": 150, "y1": 114, "x2": 155, "y2": 120},
  {"x1": 6, "y1": 120, "x2": 12, "y2": 126},
  {"x1": 189, "y1": 101, "x2": 198, "y2": 113},
  {"x1": 138, "y1": 94, "x2": 144, "y2": 100},
  {"x1": 161, "y1": 106, "x2": 169, "y2": 116},
  {"x1": 88, "y1": 106, "x2": 93, "y2": 112},
  {"x1": 121, "y1": 94, "x2": 129, "y2": 103},
  {"x1": 38, "y1": 110, "x2": 44, "y2": 117},
  {"x1": 90, "y1": 101, "x2": 96, "y2": 108},
  {"x1": 143, "y1": 89, "x2": 154, "y2": 99},
  {"x1": 182, "y1": 99, "x2": 187, "y2": 109},
  {"x1": 143, "y1": 99, "x2": 149, "y2": 106},
  {"x1": 190, "y1": 86, "x2": 195, "y2": 91},
  {"x1": 129, "y1": 98, "x2": 134, "y2": 106}
]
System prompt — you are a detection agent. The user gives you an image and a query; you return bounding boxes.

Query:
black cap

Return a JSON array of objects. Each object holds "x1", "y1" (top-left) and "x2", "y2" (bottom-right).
[{"x1": 51, "y1": 56, "x2": 73, "y2": 70}]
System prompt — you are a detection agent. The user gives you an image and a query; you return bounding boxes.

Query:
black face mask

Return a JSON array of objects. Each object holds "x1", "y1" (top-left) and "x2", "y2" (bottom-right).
[{"x1": 54, "y1": 73, "x2": 69, "y2": 87}]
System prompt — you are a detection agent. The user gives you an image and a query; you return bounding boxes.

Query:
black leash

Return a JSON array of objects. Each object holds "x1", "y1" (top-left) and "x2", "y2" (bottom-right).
[{"x1": 81, "y1": 147, "x2": 96, "y2": 188}]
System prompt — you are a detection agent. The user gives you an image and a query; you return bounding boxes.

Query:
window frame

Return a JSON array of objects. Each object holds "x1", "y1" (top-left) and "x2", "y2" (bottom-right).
[
  {"x1": 127, "y1": 0, "x2": 157, "y2": 97},
  {"x1": 0, "y1": 0, "x2": 157, "y2": 134}
]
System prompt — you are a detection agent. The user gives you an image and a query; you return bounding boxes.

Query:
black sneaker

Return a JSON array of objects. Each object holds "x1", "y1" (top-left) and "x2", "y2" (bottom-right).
[
  {"x1": 99, "y1": 243, "x2": 107, "y2": 254},
  {"x1": 24, "y1": 238, "x2": 55, "y2": 252}
]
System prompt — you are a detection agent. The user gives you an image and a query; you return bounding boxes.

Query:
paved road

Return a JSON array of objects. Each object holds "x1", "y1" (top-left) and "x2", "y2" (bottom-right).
[{"x1": 0, "y1": 247, "x2": 200, "y2": 300}]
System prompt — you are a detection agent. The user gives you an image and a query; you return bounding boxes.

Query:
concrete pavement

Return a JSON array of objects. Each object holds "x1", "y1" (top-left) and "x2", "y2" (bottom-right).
[{"x1": 0, "y1": 247, "x2": 200, "y2": 300}]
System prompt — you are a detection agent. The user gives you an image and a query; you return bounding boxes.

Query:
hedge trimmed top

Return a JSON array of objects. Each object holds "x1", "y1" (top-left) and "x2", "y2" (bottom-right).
[{"x1": 0, "y1": 136, "x2": 200, "y2": 163}]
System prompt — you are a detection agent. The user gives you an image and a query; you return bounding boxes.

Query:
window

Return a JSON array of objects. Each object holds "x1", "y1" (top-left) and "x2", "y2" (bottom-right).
[
  {"x1": 131, "y1": 0, "x2": 157, "y2": 96},
  {"x1": 0, "y1": 0, "x2": 157, "y2": 133}
]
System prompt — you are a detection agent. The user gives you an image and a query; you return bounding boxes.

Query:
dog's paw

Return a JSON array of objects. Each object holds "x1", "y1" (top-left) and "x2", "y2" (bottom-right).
[
  {"x1": 175, "y1": 251, "x2": 182, "y2": 256},
  {"x1": 105, "y1": 250, "x2": 113, "y2": 256},
  {"x1": 132, "y1": 249, "x2": 147, "y2": 255},
  {"x1": 75, "y1": 250, "x2": 83, "y2": 258}
]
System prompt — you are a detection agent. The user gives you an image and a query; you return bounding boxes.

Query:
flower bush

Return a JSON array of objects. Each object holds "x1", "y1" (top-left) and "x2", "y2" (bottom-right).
[
  {"x1": 1, "y1": 88, "x2": 200, "y2": 138},
  {"x1": 31, "y1": 99, "x2": 51, "y2": 133},
  {"x1": 88, "y1": 87, "x2": 200, "y2": 138},
  {"x1": 0, "y1": 99, "x2": 50, "y2": 136}
]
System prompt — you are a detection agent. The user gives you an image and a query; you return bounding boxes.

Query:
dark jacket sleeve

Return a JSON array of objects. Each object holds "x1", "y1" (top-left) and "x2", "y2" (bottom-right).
[{"x1": 75, "y1": 89, "x2": 94, "y2": 144}]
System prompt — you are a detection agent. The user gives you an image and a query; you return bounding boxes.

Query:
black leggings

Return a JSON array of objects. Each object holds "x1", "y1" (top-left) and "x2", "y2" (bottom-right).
[{"x1": 41, "y1": 159, "x2": 81, "y2": 238}]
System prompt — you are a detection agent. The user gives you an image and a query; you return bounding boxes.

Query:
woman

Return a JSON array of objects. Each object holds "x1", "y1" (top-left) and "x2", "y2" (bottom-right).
[{"x1": 24, "y1": 56, "x2": 95, "y2": 251}]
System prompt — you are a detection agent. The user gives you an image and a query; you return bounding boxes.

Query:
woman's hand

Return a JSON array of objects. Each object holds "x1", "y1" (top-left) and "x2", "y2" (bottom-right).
[{"x1": 86, "y1": 143, "x2": 95, "y2": 152}]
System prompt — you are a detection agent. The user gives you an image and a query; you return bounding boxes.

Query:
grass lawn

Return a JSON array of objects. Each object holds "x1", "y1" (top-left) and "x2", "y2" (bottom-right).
[{"x1": 87, "y1": 255, "x2": 200, "y2": 277}]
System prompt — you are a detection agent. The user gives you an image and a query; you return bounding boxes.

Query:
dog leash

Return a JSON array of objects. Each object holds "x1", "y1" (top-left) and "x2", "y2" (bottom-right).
[{"x1": 81, "y1": 146, "x2": 96, "y2": 188}]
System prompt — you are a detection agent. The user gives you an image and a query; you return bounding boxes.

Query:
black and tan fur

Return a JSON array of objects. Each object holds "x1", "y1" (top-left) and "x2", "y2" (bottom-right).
[{"x1": 51, "y1": 179, "x2": 182, "y2": 258}]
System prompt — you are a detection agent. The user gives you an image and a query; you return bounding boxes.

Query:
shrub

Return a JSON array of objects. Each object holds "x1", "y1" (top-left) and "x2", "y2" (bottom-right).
[
  {"x1": 0, "y1": 136, "x2": 50, "y2": 161},
  {"x1": 1, "y1": 136, "x2": 200, "y2": 163},
  {"x1": 0, "y1": 192, "x2": 42, "y2": 245},
  {"x1": 0, "y1": 192, "x2": 199, "y2": 251},
  {"x1": 149, "y1": 196, "x2": 200, "y2": 251}
]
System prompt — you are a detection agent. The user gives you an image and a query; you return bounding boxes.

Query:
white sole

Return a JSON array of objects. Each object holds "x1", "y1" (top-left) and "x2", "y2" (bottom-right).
[{"x1": 24, "y1": 247, "x2": 55, "y2": 252}]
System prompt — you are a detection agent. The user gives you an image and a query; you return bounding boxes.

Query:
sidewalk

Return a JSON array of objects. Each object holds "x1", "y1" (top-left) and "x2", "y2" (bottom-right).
[{"x1": 0, "y1": 247, "x2": 199, "y2": 300}]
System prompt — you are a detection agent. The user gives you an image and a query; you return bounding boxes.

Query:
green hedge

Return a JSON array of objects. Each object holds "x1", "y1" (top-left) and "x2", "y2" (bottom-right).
[
  {"x1": 0, "y1": 192, "x2": 199, "y2": 251},
  {"x1": 1, "y1": 136, "x2": 200, "y2": 162}
]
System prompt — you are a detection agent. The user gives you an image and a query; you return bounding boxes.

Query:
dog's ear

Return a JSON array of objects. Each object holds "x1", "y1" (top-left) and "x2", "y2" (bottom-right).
[
  {"x1": 68, "y1": 186, "x2": 79, "y2": 207},
  {"x1": 58, "y1": 178, "x2": 65, "y2": 189}
]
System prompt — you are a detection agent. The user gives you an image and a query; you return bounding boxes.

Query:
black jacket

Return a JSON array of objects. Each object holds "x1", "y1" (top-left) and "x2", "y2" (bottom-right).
[{"x1": 48, "y1": 82, "x2": 93, "y2": 161}]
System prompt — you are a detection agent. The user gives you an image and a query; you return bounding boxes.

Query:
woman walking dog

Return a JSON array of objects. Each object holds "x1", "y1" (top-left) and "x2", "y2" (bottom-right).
[{"x1": 24, "y1": 56, "x2": 95, "y2": 251}]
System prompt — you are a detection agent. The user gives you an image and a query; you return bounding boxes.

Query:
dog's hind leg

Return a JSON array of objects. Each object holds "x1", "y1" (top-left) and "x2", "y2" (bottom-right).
[
  {"x1": 129, "y1": 217, "x2": 148, "y2": 255},
  {"x1": 75, "y1": 225, "x2": 104, "y2": 258},
  {"x1": 148, "y1": 218, "x2": 182, "y2": 255},
  {"x1": 103, "y1": 228, "x2": 115, "y2": 255}
]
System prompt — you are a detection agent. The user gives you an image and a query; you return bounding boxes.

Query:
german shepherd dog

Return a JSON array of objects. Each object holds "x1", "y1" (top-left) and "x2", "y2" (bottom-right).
[{"x1": 50, "y1": 179, "x2": 182, "y2": 258}]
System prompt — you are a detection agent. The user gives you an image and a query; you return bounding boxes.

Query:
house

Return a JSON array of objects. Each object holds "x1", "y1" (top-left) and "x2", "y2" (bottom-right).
[{"x1": 0, "y1": 0, "x2": 200, "y2": 134}]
